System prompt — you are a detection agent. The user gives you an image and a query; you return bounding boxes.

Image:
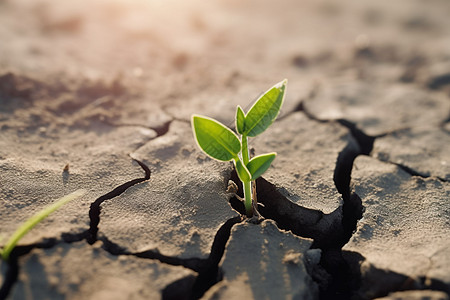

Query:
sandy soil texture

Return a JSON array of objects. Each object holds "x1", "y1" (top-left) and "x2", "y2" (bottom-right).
[{"x1": 1, "y1": 0, "x2": 449, "y2": 299}]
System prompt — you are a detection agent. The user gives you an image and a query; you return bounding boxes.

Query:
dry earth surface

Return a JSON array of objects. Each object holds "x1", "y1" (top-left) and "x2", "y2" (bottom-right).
[{"x1": 1, "y1": 0, "x2": 449, "y2": 299}]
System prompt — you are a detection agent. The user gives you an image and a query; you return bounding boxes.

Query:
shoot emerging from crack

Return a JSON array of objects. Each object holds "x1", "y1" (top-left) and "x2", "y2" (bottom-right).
[
  {"x1": 192, "y1": 80, "x2": 287, "y2": 217},
  {"x1": 0, "y1": 189, "x2": 86, "y2": 261}
]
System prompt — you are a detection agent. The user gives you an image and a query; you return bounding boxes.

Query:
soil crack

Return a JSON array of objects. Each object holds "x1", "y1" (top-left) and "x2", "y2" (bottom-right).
[
  {"x1": 162, "y1": 216, "x2": 243, "y2": 300},
  {"x1": 298, "y1": 102, "x2": 448, "y2": 182},
  {"x1": 0, "y1": 232, "x2": 87, "y2": 300},
  {"x1": 87, "y1": 158, "x2": 151, "y2": 244},
  {"x1": 93, "y1": 235, "x2": 207, "y2": 272}
]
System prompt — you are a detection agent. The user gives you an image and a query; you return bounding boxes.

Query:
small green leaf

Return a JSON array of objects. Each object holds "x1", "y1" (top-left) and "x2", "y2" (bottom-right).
[
  {"x1": 244, "y1": 79, "x2": 287, "y2": 137},
  {"x1": 247, "y1": 152, "x2": 276, "y2": 180},
  {"x1": 234, "y1": 159, "x2": 251, "y2": 182},
  {"x1": 192, "y1": 115, "x2": 241, "y2": 161},
  {"x1": 1, "y1": 189, "x2": 86, "y2": 261},
  {"x1": 236, "y1": 105, "x2": 246, "y2": 135}
]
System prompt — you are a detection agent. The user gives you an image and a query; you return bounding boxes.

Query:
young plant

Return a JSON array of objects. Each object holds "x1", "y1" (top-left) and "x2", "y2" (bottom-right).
[
  {"x1": 0, "y1": 189, "x2": 86, "y2": 261},
  {"x1": 192, "y1": 80, "x2": 287, "y2": 217}
]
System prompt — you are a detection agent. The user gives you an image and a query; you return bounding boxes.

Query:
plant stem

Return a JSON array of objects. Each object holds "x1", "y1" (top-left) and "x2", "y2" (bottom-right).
[
  {"x1": 243, "y1": 180, "x2": 253, "y2": 217},
  {"x1": 240, "y1": 134, "x2": 253, "y2": 217}
]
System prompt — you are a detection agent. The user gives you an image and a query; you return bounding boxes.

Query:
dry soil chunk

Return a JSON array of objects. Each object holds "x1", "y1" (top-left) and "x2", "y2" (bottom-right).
[
  {"x1": 5, "y1": 241, "x2": 194, "y2": 300},
  {"x1": 202, "y1": 220, "x2": 319, "y2": 300},
  {"x1": 100, "y1": 121, "x2": 237, "y2": 258},
  {"x1": 344, "y1": 156, "x2": 450, "y2": 298}
]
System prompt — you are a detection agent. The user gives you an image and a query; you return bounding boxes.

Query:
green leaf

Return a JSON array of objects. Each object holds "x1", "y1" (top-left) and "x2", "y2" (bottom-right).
[
  {"x1": 1, "y1": 189, "x2": 86, "y2": 261},
  {"x1": 192, "y1": 115, "x2": 241, "y2": 161},
  {"x1": 244, "y1": 79, "x2": 287, "y2": 137},
  {"x1": 234, "y1": 159, "x2": 251, "y2": 182},
  {"x1": 247, "y1": 152, "x2": 276, "y2": 180},
  {"x1": 236, "y1": 105, "x2": 246, "y2": 135}
]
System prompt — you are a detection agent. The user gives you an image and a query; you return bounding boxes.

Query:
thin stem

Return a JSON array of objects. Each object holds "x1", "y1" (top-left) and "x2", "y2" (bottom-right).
[
  {"x1": 243, "y1": 180, "x2": 253, "y2": 217},
  {"x1": 240, "y1": 134, "x2": 253, "y2": 217}
]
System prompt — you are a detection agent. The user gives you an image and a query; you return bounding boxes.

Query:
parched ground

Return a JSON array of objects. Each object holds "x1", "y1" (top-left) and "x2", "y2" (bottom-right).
[{"x1": 1, "y1": 0, "x2": 449, "y2": 299}]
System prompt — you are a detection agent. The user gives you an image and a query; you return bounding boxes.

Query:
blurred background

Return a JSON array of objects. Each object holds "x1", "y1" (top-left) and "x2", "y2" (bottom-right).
[{"x1": 1, "y1": 0, "x2": 449, "y2": 130}]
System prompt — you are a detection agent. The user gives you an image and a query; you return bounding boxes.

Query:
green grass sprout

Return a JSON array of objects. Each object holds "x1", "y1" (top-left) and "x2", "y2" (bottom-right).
[
  {"x1": 192, "y1": 80, "x2": 287, "y2": 217},
  {"x1": 0, "y1": 189, "x2": 86, "y2": 261}
]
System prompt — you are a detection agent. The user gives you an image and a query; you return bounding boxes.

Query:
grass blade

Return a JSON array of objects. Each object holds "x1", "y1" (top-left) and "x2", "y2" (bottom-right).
[{"x1": 1, "y1": 189, "x2": 86, "y2": 261}]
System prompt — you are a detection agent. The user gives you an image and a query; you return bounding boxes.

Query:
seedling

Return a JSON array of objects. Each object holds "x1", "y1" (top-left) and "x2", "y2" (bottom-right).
[
  {"x1": 192, "y1": 80, "x2": 287, "y2": 217},
  {"x1": 0, "y1": 189, "x2": 86, "y2": 261}
]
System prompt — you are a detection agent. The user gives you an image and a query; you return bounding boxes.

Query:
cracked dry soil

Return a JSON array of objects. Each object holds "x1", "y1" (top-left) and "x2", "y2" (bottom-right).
[{"x1": 1, "y1": 0, "x2": 450, "y2": 299}]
